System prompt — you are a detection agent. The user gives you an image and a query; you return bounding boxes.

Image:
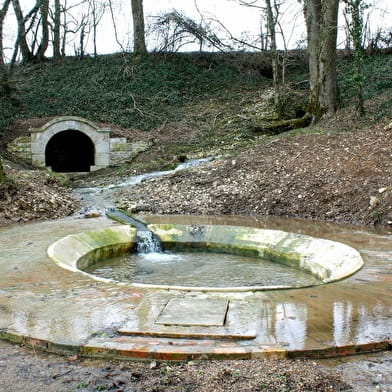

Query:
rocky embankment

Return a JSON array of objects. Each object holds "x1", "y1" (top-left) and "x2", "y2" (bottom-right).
[
  {"x1": 117, "y1": 124, "x2": 392, "y2": 227},
  {"x1": 0, "y1": 168, "x2": 76, "y2": 225}
]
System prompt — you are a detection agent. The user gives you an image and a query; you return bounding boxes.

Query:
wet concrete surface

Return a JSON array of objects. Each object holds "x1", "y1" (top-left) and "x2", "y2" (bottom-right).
[{"x1": 0, "y1": 215, "x2": 391, "y2": 360}]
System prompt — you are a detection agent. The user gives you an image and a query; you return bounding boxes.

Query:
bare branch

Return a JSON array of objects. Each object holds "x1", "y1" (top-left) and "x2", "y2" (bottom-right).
[
  {"x1": 108, "y1": 0, "x2": 126, "y2": 52},
  {"x1": 149, "y1": 10, "x2": 233, "y2": 52},
  {"x1": 207, "y1": 16, "x2": 262, "y2": 51}
]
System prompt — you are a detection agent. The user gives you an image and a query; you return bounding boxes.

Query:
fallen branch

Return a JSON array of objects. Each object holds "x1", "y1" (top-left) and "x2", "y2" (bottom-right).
[
  {"x1": 129, "y1": 93, "x2": 146, "y2": 116},
  {"x1": 250, "y1": 112, "x2": 312, "y2": 135}
]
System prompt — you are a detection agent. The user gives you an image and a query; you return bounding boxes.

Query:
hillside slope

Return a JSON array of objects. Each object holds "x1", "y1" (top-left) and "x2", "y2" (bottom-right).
[{"x1": 1, "y1": 51, "x2": 392, "y2": 226}]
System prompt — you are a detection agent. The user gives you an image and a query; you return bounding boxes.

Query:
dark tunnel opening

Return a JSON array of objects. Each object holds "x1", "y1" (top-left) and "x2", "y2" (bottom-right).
[{"x1": 45, "y1": 130, "x2": 95, "y2": 172}]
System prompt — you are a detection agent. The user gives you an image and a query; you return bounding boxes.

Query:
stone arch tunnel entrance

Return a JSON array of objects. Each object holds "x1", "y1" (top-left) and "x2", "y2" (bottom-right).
[
  {"x1": 31, "y1": 117, "x2": 111, "y2": 172},
  {"x1": 45, "y1": 130, "x2": 95, "y2": 172}
]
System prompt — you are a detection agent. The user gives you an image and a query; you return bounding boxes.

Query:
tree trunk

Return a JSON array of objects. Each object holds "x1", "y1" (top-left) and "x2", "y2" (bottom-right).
[
  {"x1": 0, "y1": 0, "x2": 11, "y2": 66},
  {"x1": 131, "y1": 0, "x2": 147, "y2": 55},
  {"x1": 36, "y1": 0, "x2": 50, "y2": 60},
  {"x1": 265, "y1": 0, "x2": 281, "y2": 113},
  {"x1": 12, "y1": 0, "x2": 33, "y2": 62},
  {"x1": 251, "y1": 113, "x2": 312, "y2": 135},
  {"x1": 0, "y1": 156, "x2": 5, "y2": 184},
  {"x1": 61, "y1": 9, "x2": 67, "y2": 57},
  {"x1": 304, "y1": 0, "x2": 339, "y2": 121},
  {"x1": 53, "y1": 0, "x2": 61, "y2": 60},
  {"x1": 92, "y1": 2, "x2": 98, "y2": 57},
  {"x1": 79, "y1": 21, "x2": 86, "y2": 59},
  {"x1": 1, "y1": 0, "x2": 15, "y2": 100},
  {"x1": 344, "y1": 0, "x2": 365, "y2": 115}
]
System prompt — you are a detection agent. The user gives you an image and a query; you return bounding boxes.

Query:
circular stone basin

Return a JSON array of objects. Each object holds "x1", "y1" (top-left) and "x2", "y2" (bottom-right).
[{"x1": 47, "y1": 223, "x2": 364, "y2": 292}]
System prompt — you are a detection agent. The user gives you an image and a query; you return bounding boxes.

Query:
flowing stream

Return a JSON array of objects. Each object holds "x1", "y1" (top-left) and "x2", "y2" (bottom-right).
[
  {"x1": 73, "y1": 157, "x2": 215, "y2": 212},
  {"x1": 73, "y1": 155, "x2": 321, "y2": 288}
]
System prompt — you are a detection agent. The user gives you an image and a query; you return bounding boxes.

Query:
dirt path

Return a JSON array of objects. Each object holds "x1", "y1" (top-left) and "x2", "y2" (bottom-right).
[{"x1": 2, "y1": 340, "x2": 391, "y2": 392}]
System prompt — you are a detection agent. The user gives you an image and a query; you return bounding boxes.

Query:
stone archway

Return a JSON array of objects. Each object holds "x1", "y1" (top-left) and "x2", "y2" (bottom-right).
[
  {"x1": 31, "y1": 116, "x2": 110, "y2": 172},
  {"x1": 45, "y1": 130, "x2": 95, "y2": 172}
]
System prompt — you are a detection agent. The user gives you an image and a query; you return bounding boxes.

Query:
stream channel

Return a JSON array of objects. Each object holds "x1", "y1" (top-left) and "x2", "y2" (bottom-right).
[{"x1": 73, "y1": 157, "x2": 214, "y2": 211}]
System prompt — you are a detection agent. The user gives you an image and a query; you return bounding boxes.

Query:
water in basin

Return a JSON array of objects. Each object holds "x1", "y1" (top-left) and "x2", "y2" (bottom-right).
[{"x1": 84, "y1": 250, "x2": 322, "y2": 288}]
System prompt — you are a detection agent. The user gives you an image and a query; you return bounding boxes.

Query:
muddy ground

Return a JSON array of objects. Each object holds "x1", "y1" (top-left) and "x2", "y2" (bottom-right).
[
  {"x1": 1, "y1": 340, "x2": 391, "y2": 392},
  {"x1": 1, "y1": 119, "x2": 392, "y2": 391}
]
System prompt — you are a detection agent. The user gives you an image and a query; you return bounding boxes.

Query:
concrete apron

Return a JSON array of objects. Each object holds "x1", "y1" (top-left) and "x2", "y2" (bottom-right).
[{"x1": 0, "y1": 217, "x2": 391, "y2": 361}]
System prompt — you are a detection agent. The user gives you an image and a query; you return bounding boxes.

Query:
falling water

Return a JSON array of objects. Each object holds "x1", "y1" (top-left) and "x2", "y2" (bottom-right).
[
  {"x1": 105, "y1": 209, "x2": 164, "y2": 254},
  {"x1": 136, "y1": 230, "x2": 162, "y2": 254}
]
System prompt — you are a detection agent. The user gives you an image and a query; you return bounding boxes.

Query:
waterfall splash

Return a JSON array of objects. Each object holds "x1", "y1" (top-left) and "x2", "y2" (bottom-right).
[
  {"x1": 105, "y1": 209, "x2": 164, "y2": 255},
  {"x1": 136, "y1": 230, "x2": 162, "y2": 254}
]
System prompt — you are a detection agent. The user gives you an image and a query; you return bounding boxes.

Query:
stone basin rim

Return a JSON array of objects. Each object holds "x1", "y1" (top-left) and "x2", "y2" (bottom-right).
[{"x1": 47, "y1": 223, "x2": 364, "y2": 292}]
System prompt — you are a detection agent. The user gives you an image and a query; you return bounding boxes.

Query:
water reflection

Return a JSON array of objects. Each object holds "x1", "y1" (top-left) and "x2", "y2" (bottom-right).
[
  {"x1": 356, "y1": 303, "x2": 392, "y2": 342},
  {"x1": 274, "y1": 303, "x2": 307, "y2": 349},
  {"x1": 333, "y1": 301, "x2": 353, "y2": 346}
]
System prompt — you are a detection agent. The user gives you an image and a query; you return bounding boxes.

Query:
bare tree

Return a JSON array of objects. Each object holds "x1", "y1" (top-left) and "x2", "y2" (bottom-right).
[
  {"x1": 108, "y1": 0, "x2": 126, "y2": 52},
  {"x1": 303, "y1": 0, "x2": 340, "y2": 121},
  {"x1": 11, "y1": 0, "x2": 53, "y2": 62},
  {"x1": 89, "y1": 0, "x2": 107, "y2": 57},
  {"x1": 57, "y1": 0, "x2": 106, "y2": 59},
  {"x1": 77, "y1": 13, "x2": 89, "y2": 58},
  {"x1": 52, "y1": 0, "x2": 61, "y2": 60},
  {"x1": 8, "y1": 0, "x2": 106, "y2": 62},
  {"x1": 36, "y1": 0, "x2": 50, "y2": 60},
  {"x1": 265, "y1": 0, "x2": 281, "y2": 111},
  {"x1": 131, "y1": 0, "x2": 146, "y2": 55},
  {"x1": 149, "y1": 10, "x2": 230, "y2": 52},
  {"x1": 0, "y1": 0, "x2": 11, "y2": 66},
  {"x1": 233, "y1": 0, "x2": 287, "y2": 112},
  {"x1": 11, "y1": 0, "x2": 34, "y2": 62},
  {"x1": 0, "y1": 0, "x2": 12, "y2": 98},
  {"x1": 60, "y1": 0, "x2": 80, "y2": 57},
  {"x1": 343, "y1": 0, "x2": 368, "y2": 115}
]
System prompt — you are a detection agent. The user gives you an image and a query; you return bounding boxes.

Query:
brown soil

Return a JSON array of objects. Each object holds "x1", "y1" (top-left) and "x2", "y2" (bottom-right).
[
  {"x1": 0, "y1": 341, "x2": 352, "y2": 392},
  {"x1": 117, "y1": 123, "x2": 392, "y2": 227},
  {"x1": 1, "y1": 340, "x2": 391, "y2": 392},
  {"x1": 3, "y1": 118, "x2": 392, "y2": 228},
  {"x1": 0, "y1": 167, "x2": 76, "y2": 225}
]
